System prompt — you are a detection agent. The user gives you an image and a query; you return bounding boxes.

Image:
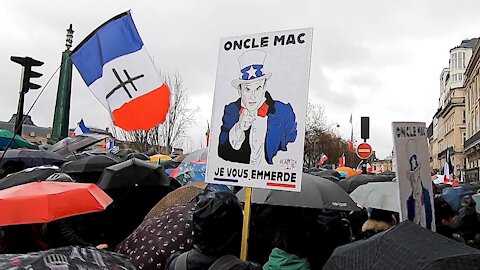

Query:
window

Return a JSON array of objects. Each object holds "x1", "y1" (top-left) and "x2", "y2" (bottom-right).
[
  {"x1": 463, "y1": 110, "x2": 466, "y2": 123},
  {"x1": 463, "y1": 132, "x2": 466, "y2": 142},
  {"x1": 46, "y1": 134, "x2": 51, "y2": 139},
  {"x1": 29, "y1": 131, "x2": 35, "y2": 137},
  {"x1": 458, "y1": 52, "x2": 464, "y2": 69},
  {"x1": 452, "y1": 53, "x2": 457, "y2": 69}
]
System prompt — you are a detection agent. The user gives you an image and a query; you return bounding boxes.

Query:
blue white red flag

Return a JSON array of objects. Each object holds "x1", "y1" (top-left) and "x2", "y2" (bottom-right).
[
  {"x1": 71, "y1": 11, "x2": 170, "y2": 131},
  {"x1": 318, "y1": 153, "x2": 328, "y2": 166},
  {"x1": 71, "y1": 119, "x2": 89, "y2": 137}
]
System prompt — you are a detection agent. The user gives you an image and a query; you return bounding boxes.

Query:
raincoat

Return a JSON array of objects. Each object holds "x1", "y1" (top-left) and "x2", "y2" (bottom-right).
[{"x1": 263, "y1": 248, "x2": 310, "y2": 270}]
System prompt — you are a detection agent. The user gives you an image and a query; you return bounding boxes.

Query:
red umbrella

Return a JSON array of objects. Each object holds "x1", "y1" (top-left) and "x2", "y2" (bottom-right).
[{"x1": 0, "y1": 181, "x2": 113, "y2": 226}]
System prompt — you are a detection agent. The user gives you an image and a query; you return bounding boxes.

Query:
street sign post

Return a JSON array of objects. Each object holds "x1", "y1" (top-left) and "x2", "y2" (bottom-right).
[{"x1": 356, "y1": 142, "x2": 373, "y2": 159}]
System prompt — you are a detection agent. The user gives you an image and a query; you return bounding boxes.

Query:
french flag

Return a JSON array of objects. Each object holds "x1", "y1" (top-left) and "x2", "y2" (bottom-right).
[
  {"x1": 72, "y1": 119, "x2": 89, "y2": 137},
  {"x1": 318, "y1": 153, "x2": 328, "y2": 166},
  {"x1": 71, "y1": 11, "x2": 170, "y2": 131}
]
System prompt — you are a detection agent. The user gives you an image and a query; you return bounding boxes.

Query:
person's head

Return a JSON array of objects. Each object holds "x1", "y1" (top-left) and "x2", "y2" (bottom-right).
[
  {"x1": 238, "y1": 78, "x2": 267, "y2": 112},
  {"x1": 368, "y1": 208, "x2": 397, "y2": 226},
  {"x1": 462, "y1": 195, "x2": 476, "y2": 208},
  {"x1": 231, "y1": 49, "x2": 272, "y2": 112},
  {"x1": 193, "y1": 190, "x2": 243, "y2": 255}
]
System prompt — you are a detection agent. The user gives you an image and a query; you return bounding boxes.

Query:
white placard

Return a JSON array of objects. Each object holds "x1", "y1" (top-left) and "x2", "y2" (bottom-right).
[
  {"x1": 392, "y1": 122, "x2": 435, "y2": 231},
  {"x1": 206, "y1": 28, "x2": 313, "y2": 192}
]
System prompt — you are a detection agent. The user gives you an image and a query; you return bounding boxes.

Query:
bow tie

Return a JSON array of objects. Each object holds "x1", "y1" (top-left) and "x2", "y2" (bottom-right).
[{"x1": 240, "y1": 102, "x2": 269, "y2": 118}]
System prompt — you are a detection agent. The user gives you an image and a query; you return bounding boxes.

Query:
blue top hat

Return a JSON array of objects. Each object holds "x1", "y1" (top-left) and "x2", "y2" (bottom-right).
[{"x1": 231, "y1": 49, "x2": 272, "y2": 88}]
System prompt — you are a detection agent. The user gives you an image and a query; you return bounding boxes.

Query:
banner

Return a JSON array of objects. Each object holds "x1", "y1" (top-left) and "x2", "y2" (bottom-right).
[
  {"x1": 205, "y1": 28, "x2": 313, "y2": 192},
  {"x1": 392, "y1": 122, "x2": 435, "y2": 231}
]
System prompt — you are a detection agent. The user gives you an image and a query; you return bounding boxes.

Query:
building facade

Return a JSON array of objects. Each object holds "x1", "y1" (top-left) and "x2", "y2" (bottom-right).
[
  {"x1": 430, "y1": 38, "x2": 478, "y2": 177},
  {"x1": 464, "y1": 41, "x2": 480, "y2": 182},
  {"x1": 0, "y1": 114, "x2": 113, "y2": 149}
]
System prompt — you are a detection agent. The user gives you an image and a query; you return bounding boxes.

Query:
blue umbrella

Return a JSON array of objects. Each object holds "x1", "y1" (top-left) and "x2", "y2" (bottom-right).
[
  {"x1": 185, "y1": 164, "x2": 231, "y2": 192},
  {"x1": 442, "y1": 186, "x2": 475, "y2": 211}
]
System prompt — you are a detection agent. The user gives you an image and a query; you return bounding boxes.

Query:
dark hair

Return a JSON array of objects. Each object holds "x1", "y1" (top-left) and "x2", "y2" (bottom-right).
[{"x1": 369, "y1": 208, "x2": 396, "y2": 224}]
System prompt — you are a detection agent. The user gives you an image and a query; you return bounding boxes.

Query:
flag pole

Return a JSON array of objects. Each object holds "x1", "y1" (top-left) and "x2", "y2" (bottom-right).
[{"x1": 240, "y1": 186, "x2": 252, "y2": 261}]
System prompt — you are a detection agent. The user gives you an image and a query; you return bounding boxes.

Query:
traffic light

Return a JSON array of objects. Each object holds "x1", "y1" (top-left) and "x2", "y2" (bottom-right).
[
  {"x1": 10, "y1": 56, "x2": 44, "y2": 136},
  {"x1": 361, "y1": 116, "x2": 370, "y2": 140},
  {"x1": 10, "y1": 56, "x2": 44, "y2": 93}
]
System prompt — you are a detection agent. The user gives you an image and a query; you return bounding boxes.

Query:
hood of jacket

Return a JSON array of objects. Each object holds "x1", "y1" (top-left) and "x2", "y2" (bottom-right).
[{"x1": 263, "y1": 248, "x2": 310, "y2": 270}]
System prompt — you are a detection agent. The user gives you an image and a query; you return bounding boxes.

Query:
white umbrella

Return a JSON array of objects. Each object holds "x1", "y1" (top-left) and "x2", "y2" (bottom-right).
[{"x1": 349, "y1": 182, "x2": 400, "y2": 212}]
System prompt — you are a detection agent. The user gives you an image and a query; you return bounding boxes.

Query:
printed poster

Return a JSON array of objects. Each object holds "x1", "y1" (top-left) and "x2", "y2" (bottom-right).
[
  {"x1": 392, "y1": 122, "x2": 435, "y2": 231},
  {"x1": 206, "y1": 28, "x2": 313, "y2": 192}
]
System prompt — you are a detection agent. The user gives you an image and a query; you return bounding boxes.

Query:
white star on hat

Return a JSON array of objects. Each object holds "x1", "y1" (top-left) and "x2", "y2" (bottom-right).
[{"x1": 246, "y1": 66, "x2": 257, "y2": 80}]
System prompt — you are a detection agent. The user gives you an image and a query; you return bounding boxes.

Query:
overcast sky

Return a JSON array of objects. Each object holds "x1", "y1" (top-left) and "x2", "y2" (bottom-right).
[{"x1": 2, "y1": 0, "x2": 480, "y2": 158}]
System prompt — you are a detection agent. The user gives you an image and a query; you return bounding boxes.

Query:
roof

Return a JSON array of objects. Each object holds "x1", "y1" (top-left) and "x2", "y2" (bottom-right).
[
  {"x1": 450, "y1": 38, "x2": 479, "y2": 51},
  {"x1": 0, "y1": 114, "x2": 112, "y2": 137}
]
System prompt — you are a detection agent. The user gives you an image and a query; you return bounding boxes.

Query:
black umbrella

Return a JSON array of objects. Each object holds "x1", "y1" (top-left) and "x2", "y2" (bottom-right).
[
  {"x1": 323, "y1": 221, "x2": 480, "y2": 270},
  {"x1": 0, "y1": 165, "x2": 59, "y2": 190},
  {"x1": 97, "y1": 158, "x2": 171, "y2": 190},
  {"x1": 309, "y1": 169, "x2": 341, "y2": 182},
  {"x1": 0, "y1": 149, "x2": 66, "y2": 168},
  {"x1": 92, "y1": 158, "x2": 174, "y2": 247},
  {"x1": 47, "y1": 133, "x2": 109, "y2": 157},
  {"x1": 61, "y1": 155, "x2": 120, "y2": 174},
  {"x1": 338, "y1": 174, "x2": 393, "y2": 193},
  {"x1": 0, "y1": 246, "x2": 136, "y2": 270},
  {"x1": 237, "y1": 174, "x2": 360, "y2": 211}
]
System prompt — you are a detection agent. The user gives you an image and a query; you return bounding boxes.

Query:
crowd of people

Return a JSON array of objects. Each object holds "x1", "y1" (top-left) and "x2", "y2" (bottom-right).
[{"x1": 0, "y1": 156, "x2": 480, "y2": 270}]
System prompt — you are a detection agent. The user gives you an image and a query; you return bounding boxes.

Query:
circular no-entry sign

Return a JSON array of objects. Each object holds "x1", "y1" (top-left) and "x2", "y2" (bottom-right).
[{"x1": 356, "y1": 142, "x2": 373, "y2": 159}]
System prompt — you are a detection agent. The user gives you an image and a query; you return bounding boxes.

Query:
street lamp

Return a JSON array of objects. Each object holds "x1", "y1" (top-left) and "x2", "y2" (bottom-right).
[{"x1": 66, "y1": 24, "x2": 74, "y2": 50}]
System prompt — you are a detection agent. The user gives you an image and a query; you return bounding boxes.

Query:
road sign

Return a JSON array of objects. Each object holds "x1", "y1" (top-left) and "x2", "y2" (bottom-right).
[{"x1": 356, "y1": 142, "x2": 373, "y2": 159}]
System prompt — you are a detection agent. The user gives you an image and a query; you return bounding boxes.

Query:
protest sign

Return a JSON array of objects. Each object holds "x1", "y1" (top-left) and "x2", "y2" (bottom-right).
[
  {"x1": 206, "y1": 28, "x2": 313, "y2": 192},
  {"x1": 392, "y1": 122, "x2": 435, "y2": 231}
]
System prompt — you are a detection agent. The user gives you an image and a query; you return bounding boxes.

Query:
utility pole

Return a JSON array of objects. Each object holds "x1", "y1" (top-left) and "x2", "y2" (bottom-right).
[
  {"x1": 10, "y1": 56, "x2": 44, "y2": 136},
  {"x1": 50, "y1": 24, "x2": 74, "y2": 143}
]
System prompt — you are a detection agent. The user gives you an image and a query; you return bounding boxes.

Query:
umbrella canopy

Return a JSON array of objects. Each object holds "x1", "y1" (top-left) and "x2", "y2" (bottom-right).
[
  {"x1": 338, "y1": 174, "x2": 393, "y2": 193},
  {"x1": 0, "y1": 246, "x2": 136, "y2": 269},
  {"x1": 308, "y1": 169, "x2": 341, "y2": 182},
  {"x1": 0, "y1": 129, "x2": 33, "y2": 150},
  {"x1": 442, "y1": 186, "x2": 476, "y2": 211},
  {"x1": 336, "y1": 167, "x2": 360, "y2": 178},
  {"x1": 172, "y1": 161, "x2": 206, "y2": 184},
  {"x1": 145, "y1": 182, "x2": 206, "y2": 220},
  {"x1": 61, "y1": 155, "x2": 120, "y2": 174},
  {"x1": 350, "y1": 182, "x2": 400, "y2": 212},
  {"x1": 47, "y1": 133, "x2": 109, "y2": 157},
  {"x1": 323, "y1": 221, "x2": 480, "y2": 270},
  {"x1": 0, "y1": 165, "x2": 59, "y2": 190},
  {"x1": 97, "y1": 158, "x2": 171, "y2": 190},
  {"x1": 0, "y1": 149, "x2": 66, "y2": 168},
  {"x1": 149, "y1": 154, "x2": 172, "y2": 164},
  {"x1": 237, "y1": 174, "x2": 360, "y2": 211},
  {"x1": 117, "y1": 203, "x2": 196, "y2": 270},
  {"x1": 182, "y1": 148, "x2": 208, "y2": 163},
  {"x1": 0, "y1": 181, "x2": 112, "y2": 226}
]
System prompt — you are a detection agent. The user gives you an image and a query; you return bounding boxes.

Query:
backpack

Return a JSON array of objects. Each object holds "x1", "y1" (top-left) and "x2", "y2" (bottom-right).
[{"x1": 174, "y1": 251, "x2": 242, "y2": 270}]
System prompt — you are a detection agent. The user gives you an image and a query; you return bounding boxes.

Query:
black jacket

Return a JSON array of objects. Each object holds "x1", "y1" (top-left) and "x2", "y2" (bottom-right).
[{"x1": 166, "y1": 247, "x2": 261, "y2": 270}]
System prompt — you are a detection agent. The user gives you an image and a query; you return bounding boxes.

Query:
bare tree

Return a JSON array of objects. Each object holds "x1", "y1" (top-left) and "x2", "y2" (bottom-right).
[
  {"x1": 303, "y1": 100, "x2": 360, "y2": 168},
  {"x1": 113, "y1": 71, "x2": 198, "y2": 153},
  {"x1": 159, "y1": 71, "x2": 199, "y2": 153}
]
